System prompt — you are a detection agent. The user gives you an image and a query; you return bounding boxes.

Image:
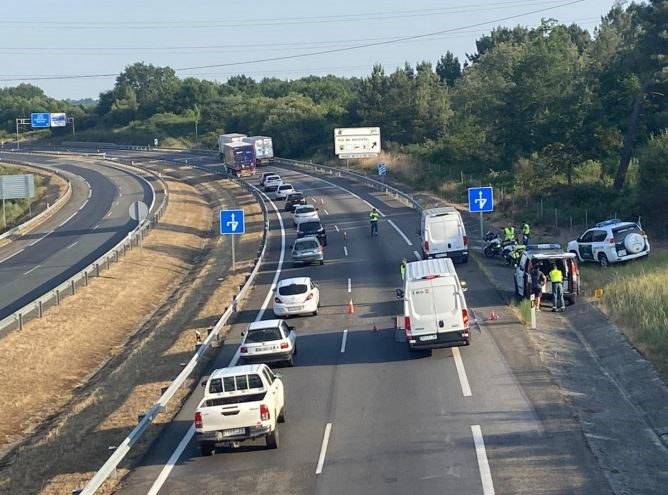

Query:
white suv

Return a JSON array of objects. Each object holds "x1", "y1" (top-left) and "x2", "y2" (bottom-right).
[{"x1": 567, "y1": 219, "x2": 650, "y2": 267}]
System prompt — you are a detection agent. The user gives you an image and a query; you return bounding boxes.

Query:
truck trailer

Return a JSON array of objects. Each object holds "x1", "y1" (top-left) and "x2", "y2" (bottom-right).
[
  {"x1": 218, "y1": 133, "x2": 247, "y2": 162},
  {"x1": 243, "y1": 136, "x2": 274, "y2": 166},
  {"x1": 223, "y1": 142, "x2": 256, "y2": 177}
]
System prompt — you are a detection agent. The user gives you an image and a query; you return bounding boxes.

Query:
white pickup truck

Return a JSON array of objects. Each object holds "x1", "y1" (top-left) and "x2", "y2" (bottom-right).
[{"x1": 195, "y1": 364, "x2": 285, "y2": 455}]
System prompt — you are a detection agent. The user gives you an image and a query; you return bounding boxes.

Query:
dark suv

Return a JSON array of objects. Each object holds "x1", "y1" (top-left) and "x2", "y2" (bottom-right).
[
  {"x1": 285, "y1": 192, "x2": 307, "y2": 212},
  {"x1": 297, "y1": 219, "x2": 327, "y2": 246}
]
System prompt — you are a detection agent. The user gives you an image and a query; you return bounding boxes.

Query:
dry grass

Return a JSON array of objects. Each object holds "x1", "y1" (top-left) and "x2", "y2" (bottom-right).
[{"x1": 0, "y1": 168, "x2": 262, "y2": 495}]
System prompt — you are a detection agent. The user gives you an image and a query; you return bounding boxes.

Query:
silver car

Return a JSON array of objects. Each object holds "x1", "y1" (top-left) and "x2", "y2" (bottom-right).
[{"x1": 291, "y1": 236, "x2": 324, "y2": 267}]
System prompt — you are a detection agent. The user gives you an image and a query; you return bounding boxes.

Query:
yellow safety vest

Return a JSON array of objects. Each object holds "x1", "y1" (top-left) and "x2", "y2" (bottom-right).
[
  {"x1": 549, "y1": 268, "x2": 563, "y2": 283},
  {"x1": 370, "y1": 211, "x2": 379, "y2": 222},
  {"x1": 522, "y1": 224, "x2": 530, "y2": 235},
  {"x1": 504, "y1": 226, "x2": 515, "y2": 240},
  {"x1": 400, "y1": 264, "x2": 406, "y2": 279}
]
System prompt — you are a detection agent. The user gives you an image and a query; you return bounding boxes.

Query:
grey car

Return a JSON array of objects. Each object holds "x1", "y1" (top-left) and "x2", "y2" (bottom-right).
[{"x1": 292, "y1": 236, "x2": 324, "y2": 267}]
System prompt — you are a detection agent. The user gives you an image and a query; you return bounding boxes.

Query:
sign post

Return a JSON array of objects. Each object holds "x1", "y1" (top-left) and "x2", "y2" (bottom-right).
[
  {"x1": 530, "y1": 294, "x2": 537, "y2": 329},
  {"x1": 220, "y1": 209, "x2": 245, "y2": 269},
  {"x1": 129, "y1": 201, "x2": 149, "y2": 252},
  {"x1": 468, "y1": 186, "x2": 494, "y2": 240},
  {"x1": 377, "y1": 161, "x2": 386, "y2": 184}
]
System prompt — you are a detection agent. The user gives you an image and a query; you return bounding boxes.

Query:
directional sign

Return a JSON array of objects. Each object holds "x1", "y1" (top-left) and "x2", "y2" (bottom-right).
[
  {"x1": 334, "y1": 127, "x2": 381, "y2": 156},
  {"x1": 468, "y1": 187, "x2": 494, "y2": 213},
  {"x1": 50, "y1": 113, "x2": 67, "y2": 127},
  {"x1": 378, "y1": 162, "x2": 386, "y2": 176},
  {"x1": 129, "y1": 201, "x2": 149, "y2": 222},
  {"x1": 220, "y1": 209, "x2": 245, "y2": 235},
  {"x1": 0, "y1": 174, "x2": 35, "y2": 199},
  {"x1": 31, "y1": 112, "x2": 50, "y2": 128}
]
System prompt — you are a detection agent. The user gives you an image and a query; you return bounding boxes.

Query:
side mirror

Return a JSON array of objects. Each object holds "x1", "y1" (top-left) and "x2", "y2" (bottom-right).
[
  {"x1": 200, "y1": 380, "x2": 207, "y2": 388},
  {"x1": 395, "y1": 288, "x2": 404, "y2": 299},
  {"x1": 240, "y1": 330, "x2": 246, "y2": 336}
]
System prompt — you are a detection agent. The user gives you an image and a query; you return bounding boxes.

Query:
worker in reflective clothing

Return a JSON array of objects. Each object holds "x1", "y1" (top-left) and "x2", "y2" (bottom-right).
[
  {"x1": 400, "y1": 258, "x2": 407, "y2": 280},
  {"x1": 369, "y1": 208, "x2": 380, "y2": 236},
  {"x1": 504, "y1": 224, "x2": 516, "y2": 242},
  {"x1": 521, "y1": 222, "x2": 531, "y2": 244},
  {"x1": 549, "y1": 263, "x2": 565, "y2": 312}
]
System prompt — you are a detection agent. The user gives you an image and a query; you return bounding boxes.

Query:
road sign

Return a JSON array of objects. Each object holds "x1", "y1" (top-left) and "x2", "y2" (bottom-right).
[
  {"x1": 378, "y1": 162, "x2": 386, "y2": 176},
  {"x1": 468, "y1": 187, "x2": 494, "y2": 213},
  {"x1": 339, "y1": 153, "x2": 378, "y2": 159},
  {"x1": 31, "y1": 113, "x2": 50, "y2": 128},
  {"x1": 129, "y1": 201, "x2": 149, "y2": 221},
  {"x1": 220, "y1": 209, "x2": 245, "y2": 235},
  {"x1": 334, "y1": 127, "x2": 381, "y2": 156},
  {"x1": 0, "y1": 174, "x2": 35, "y2": 199},
  {"x1": 50, "y1": 113, "x2": 67, "y2": 127}
]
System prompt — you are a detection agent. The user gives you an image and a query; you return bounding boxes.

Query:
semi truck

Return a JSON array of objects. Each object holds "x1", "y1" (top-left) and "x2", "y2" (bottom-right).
[
  {"x1": 218, "y1": 133, "x2": 247, "y2": 162},
  {"x1": 243, "y1": 136, "x2": 274, "y2": 166},
  {"x1": 223, "y1": 142, "x2": 256, "y2": 177}
]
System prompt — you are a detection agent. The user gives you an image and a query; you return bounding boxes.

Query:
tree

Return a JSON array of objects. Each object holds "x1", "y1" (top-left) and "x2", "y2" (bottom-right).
[
  {"x1": 637, "y1": 130, "x2": 668, "y2": 234},
  {"x1": 114, "y1": 63, "x2": 180, "y2": 118},
  {"x1": 436, "y1": 51, "x2": 462, "y2": 87}
]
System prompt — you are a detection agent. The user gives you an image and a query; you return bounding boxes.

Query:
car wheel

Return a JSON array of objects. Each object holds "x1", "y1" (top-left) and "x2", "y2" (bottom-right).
[
  {"x1": 286, "y1": 355, "x2": 294, "y2": 367},
  {"x1": 293, "y1": 343, "x2": 298, "y2": 355},
  {"x1": 320, "y1": 259, "x2": 324, "y2": 265},
  {"x1": 312, "y1": 309, "x2": 318, "y2": 316},
  {"x1": 598, "y1": 253, "x2": 609, "y2": 268},
  {"x1": 200, "y1": 442, "x2": 215, "y2": 456},
  {"x1": 567, "y1": 294, "x2": 577, "y2": 305},
  {"x1": 292, "y1": 262, "x2": 298, "y2": 268},
  {"x1": 624, "y1": 233, "x2": 645, "y2": 254},
  {"x1": 462, "y1": 256, "x2": 469, "y2": 264},
  {"x1": 266, "y1": 427, "x2": 279, "y2": 449},
  {"x1": 278, "y1": 406, "x2": 286, "y2": 423}
]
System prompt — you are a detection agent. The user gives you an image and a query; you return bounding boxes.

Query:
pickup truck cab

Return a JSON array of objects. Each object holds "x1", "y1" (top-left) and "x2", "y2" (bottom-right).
[{"x1": 195, "y1": 364, "x2": 285, "y2": 455}]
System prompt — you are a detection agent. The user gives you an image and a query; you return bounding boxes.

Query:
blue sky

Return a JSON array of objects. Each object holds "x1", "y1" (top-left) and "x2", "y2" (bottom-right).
[{"x1": 0, "y1": 0, "x2": 616, "y2": 100}]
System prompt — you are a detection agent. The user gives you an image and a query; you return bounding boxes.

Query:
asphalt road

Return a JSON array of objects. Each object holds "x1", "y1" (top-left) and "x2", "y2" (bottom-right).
[
  {"x1": 0, "y1": 152, "x2": 159, "y2": 321},
  {"x1": 111, "y1": 156, "x2": 610, "y2": 495}
]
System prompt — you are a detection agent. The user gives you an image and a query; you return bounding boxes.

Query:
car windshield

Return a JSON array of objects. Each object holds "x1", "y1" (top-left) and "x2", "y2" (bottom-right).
[
  {"x1": 245, "y1": 328, "x2": 282, "y2": 342},
  {"x1": 278, "y1": 283, "x2": 308, "y2": 295},
  {"x1": 296, "y1": 205, "x2": 315, "y2": 214},
  {"x1": 295, "y1": 240, "x2": 319, "y2": 250}
]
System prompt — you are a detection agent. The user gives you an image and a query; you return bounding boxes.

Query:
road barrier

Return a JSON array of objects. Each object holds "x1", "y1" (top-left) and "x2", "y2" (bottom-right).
[{"x1": 0, "y1": 152, "x2": 168, "y2": 336}]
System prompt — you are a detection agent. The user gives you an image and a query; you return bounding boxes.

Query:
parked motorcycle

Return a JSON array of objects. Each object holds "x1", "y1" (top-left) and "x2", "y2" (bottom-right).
[
  {"x1": 482, "y1": 231, "x2": 502, "y2": 257},
  {"x1": 502, "y1": 241, "x2": 526, "y2": 266}
]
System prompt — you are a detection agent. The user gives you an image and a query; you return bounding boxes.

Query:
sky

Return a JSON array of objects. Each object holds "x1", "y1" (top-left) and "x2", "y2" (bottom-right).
[{"x1": 0, "y1": 0, "x2": 617, "y2": 100}]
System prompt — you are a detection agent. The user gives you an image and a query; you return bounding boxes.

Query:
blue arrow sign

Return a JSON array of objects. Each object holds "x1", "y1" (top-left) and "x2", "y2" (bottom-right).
[
  {"x1": 220, "y1": 209, "x2": 245, "y2": 234},
  {"x1": 468, "y1": 187, "x2": 494, "y2": 213},
  {"x1": 378, "y1": 162, "x2": 386, "y2": 176},
  {"x1": 31, "y1": 112, "x2": 50, "y2": 128}
]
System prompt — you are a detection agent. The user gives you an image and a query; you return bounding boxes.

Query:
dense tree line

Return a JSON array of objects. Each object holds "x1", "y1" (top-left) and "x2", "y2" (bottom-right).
[{"x1": 0, "y1": 1, "x2": 665, "y2": 232}]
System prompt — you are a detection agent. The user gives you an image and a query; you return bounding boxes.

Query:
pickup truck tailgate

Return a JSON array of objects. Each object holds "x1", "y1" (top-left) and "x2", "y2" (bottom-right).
[{"x1": 199, "y1": 401, "x2": 262, "y2": 433}]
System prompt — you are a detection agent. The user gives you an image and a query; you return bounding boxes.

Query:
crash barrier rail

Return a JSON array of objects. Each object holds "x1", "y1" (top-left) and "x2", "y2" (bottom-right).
[
  {"x1": 0, "y1": 152, "x2": 169, "y2": 336},
  {"x1": 0, "y1": 157, "x2": 72, "y2": 242},
  {"x1": 61, "y1": 140, "x2": 218, "y2": 155},
  {"x1": 79, "y1": 162, "x2": 270, "y2": 495}
]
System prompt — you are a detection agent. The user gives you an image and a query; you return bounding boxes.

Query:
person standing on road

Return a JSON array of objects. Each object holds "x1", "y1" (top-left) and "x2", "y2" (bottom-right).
[
  {"x1": 400, "y1": 258, "x2": 407, "y2": 280},
  {"x1": 521, "y1": 222, "x2": 531, "y2": 244},
  {"x1": 504, "y1": 224, "x2": 516, "y2": 242},
  {"x1": 369, "y1": 208, "x2": 380, "y2": 237},
  {"x1": 549, "y1": 263, "x2": 565, "y2": 312},
  {"x1": 529, "y1": 263, "x2": 547, "y2": 311}
]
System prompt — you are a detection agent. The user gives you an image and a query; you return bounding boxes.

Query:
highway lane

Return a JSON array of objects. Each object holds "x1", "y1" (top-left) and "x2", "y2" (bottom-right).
[
  {"x1": 0, "y1": 153, "x2": 160, "y2": 322},
  {"x1": 115, "y1": 159, "x2": 609, "y2": 495}
]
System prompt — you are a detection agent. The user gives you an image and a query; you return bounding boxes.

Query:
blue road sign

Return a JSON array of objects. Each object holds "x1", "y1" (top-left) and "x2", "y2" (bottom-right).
[
  {"x1": 378, "y1": 162, "x2": 386, "y2": 176},
  {"x1": 468, "y1": 187, "x2": 494, "y2": 213},
  {"x1": 220, "y1": 209, "x2": 245, "y2": 235},
  {"x1": 31, "y1": 112, "x2": 50, "y2": 128}
]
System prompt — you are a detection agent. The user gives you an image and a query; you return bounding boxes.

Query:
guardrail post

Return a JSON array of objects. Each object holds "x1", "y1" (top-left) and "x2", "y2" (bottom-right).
[
  {"x1": 95, "y1": 263, "x2": 100, "y2": 277},
  {"x1": 115, "y1": 250, "x2": 119, "y2": 262},
  {"x1": 38, "y1": 300, "x2": 43, "y2": 318},
  {"x1": 71, "y1": 280, "x2": 76, "y2": 295},
  {"x1": 17, "y1": 313, "x2": 23, "y2": 330},
  {"x1": 84, "y1": 271, "x2": 89, "y2": 286},
  {"x1": 106, "y1": 257, "x2": 110, "y2": 270},
  {"x1": 56, "y1": 289, "x2": 61, "y2": 305}
]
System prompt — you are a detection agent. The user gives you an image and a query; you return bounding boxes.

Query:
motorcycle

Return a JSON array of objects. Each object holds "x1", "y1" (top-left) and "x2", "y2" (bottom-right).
[
  {"x1": 482, "y1": 231, "x2": 502, "y2": 258},
  {"x1": 502, "y1": 241, "x2": 526, "y2": 266}
]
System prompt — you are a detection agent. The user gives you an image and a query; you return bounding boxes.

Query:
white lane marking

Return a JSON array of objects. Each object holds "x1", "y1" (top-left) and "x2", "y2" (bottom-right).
[
  {"x1": 146, "y1": 187, "x2": 287, "y2": 495},
  {"x1": 340, "y1": 330, "x2": 348, "y2": 353},
  {"x1": 29, "y1": 230, "x2": 54, "y2": 246},
  {"x1": 77, "y1": 199, "x2": 89, "y2": 211},
  {"x1": 388, "y1": 219, "x2": 412, "y2": 246},
  {"x1": 66, "y1": 241, "x2": 78, "y2": 250},
  {"x1": 311, "y1": 197, "x2": 317, "y2": 203},
  {"x1": 105, "y1": 211, "x2": 112, "y2": 218},
  {"x1": 24, "y1": 264, "x2": 41, "y2": 275},
  {"x1": 452, "y1": 347, "x2": 472, "y2": 397},
  {"x1": 93, "y1": 224, "x2": 100, "y2": 229},
  {"x1": 344, "y1": 246, "x2": 348, "y2": 257},
  {"x1": 87, "y1": 189, "x2": 91, "y2": 199},
  {"x1": 334, "y1": 225, "x2": 339, "y2": 232},
  {"x1": 0, "y1": 248, "x2": 24, "y2": 264},
  {"x1": 347, "y1": 278, "x2": 351, "y2": 293},
  {"x1": 362, "y1": 199, "x2": 386, "y2": 217},
  {"x1": 146, "y1": 425, "x2": 196, "y2": 495},
  {"x1": 114, "y1": 200, "x2": 120, "y2": 206},
  {"x1": 471, "y1": 425, "x2": 496, "y2": 495},
  {"x1": 315, "y1": 423, "x2": 333, "y2": 474},
  {"x1": 413, "y1": 250, "x2": 422, "y2": 260},
  {"x1": 323, "y1": 209, "x2": 329, "y2": 215},
  {"x1": 59, "y1": 211, "x2": 77, "y2": 227}
]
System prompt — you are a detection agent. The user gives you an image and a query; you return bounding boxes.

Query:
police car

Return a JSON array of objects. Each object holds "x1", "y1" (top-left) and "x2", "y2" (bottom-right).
[
  {"x1": 514, "y1": 244, "x2": 580, "y2": 306},
  {"x1": 567, "y1": 219, "x2": 650, "y2": 268}
]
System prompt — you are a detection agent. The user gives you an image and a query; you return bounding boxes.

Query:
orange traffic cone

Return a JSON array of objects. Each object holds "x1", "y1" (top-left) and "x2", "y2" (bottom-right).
[
  {"x1": 347, "y1": 299, "x2": 355, "y2": 314},
  {"x1": 372, "y1": 322, "x2": 379, "y2": 332}
]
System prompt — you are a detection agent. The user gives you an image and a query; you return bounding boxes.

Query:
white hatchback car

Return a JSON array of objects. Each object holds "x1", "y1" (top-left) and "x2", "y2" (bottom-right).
[
  {"x1": 240, "y1": 319, "x2": 297, "y2": 367},
  {"x1": 273, "y1": 277, "x2": 320, "y2": 317},
  {"x1": 293, "y1": 204, "x2": 319, "y2": 226},
  {"x1": 275, "y1": 183, "x2": 295, "y2": 200},
  {"x1": 567, "y1": 219, "x2": 650, "y2": 267},
  {"x1": 264, "y1": 176, "x2": 282, "y2": 192}
]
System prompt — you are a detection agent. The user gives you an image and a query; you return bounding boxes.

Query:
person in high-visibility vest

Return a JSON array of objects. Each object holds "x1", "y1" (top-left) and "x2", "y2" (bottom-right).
[
  {"x1": 369, "y1": 208, "x2": 380, "y2": 236},
  {"x1": 400, "y1": 258, "x2": 407, "y2": 280},
  {"x1": 549, "y1": 263, "x2": 565, "y2": 312},
  {"x1": 504, "y1": 224, "x2": 516, "y2": 242},
  {"x1": 521, "y1": 222, "x2": 531, "y2": 244}
]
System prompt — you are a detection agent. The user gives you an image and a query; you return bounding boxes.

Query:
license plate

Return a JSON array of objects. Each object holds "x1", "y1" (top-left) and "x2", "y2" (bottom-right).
[
  {"x1": 223, "y1": 428, "x2": 245, "y2": 437},
  {"x1": 618, "y1": 249, "x2": 627, "y2": 256},
  {"x1": 419, "y1": 335, "x2": 437, "y2": 342},
  {"x1": 288, "y1": 306, "x2": 302, "y2": 311},
  {"x1": 258, "y1": 345, "x2": 278, "y2": 352}
]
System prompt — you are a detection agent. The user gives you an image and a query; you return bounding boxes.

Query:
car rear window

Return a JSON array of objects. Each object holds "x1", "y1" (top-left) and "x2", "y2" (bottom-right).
[
  {"x1": 279, "y1": 184, "x2": 292, "y2": 190},
  {"x1": 296, "y1": 240, "x2": 319, "y2": 250},
  {"x1": 296, "y1": 205, "x2": 315, "y2": 213},
  {"x1": 278, "y1": 283, "x2": 308, "y2": 295},
  {"x1": 288, "y1": 193, "x2": 303, "y2": 200},
  {"x1": 245, "y1": 328, "x2": 283, "y2": 342},
  {"x1": 300, "y1": 222, "x2": 322, "y2": 233},
  {"x1": 613, "y1": 225, "x2": 642, "y2": 242},
  {"x1": 210, "y1": 373, "x2": 264, "y2": 395}
]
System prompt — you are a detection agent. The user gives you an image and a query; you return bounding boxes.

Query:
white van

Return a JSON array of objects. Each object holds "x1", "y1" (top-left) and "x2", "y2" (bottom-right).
[
  {"x1": 418, "y1": 207, "x2": 468, "y2": 263},
  {"x1": 397, "y1": 258, "x2": 471, "y2": 350}
]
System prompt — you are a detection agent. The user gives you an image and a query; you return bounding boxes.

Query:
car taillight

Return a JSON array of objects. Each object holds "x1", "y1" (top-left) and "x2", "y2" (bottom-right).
[
  {"x1": 404, "y1": 316, "x2": 412, "y2": 337},
  {"x1": 463, "y1": 235, "x2": 468, "y2": 247},
  {"x1": 240, "y1": 346, "x2": 248, "y2": 353},
  {"x1": 306, "y1": 293, "x2": 314, "y2": 301},
  {"x1": 280, "y1": 341, "x2": 289, "y2": 349},
  {"x1": 609, "y1": 238, "x2": 615, "y2": 244},
  {"x1": 260, "y1": 404, "x2": 270, "y2": 421},
  {"x1": 570, "y1": 261, "x2": 578, "y2": 283},
  {"x1": 462, "y1": 309, "x2": 469, "y2": 327},
  {"x1": 274, "y1": 297, "x2": 282, "y2": 304},
  {"x1": 424, "y1": 240, "x2": 429, "y2": 253},
  {"x1": 195, "y1": 411, "x2": 203, "y2": 429}
]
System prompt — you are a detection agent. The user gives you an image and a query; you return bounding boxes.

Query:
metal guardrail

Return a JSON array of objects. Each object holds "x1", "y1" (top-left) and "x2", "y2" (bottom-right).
[
  {"x1": 79, "y1": 167, "x2": 270, "y2": 495},
  {"x1": 0, "y1": 157, "x2": 72, "y2": 242},
  {"x1": 61, "y1": 141, "x2": 218, "y2": 155},
  {"x1": 0, "y1": 153, "x2": 169, "y2": 335}
]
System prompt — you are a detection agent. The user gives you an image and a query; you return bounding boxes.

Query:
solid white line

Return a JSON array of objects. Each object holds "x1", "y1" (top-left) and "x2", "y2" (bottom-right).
[
  {"x1": 452, "y1": 347, "x2": 472, "y2": 397},
  {"x1": 388, "y1": 219, "x2": 412, "y2": 246},
  {"x1": 413, "y1": 250, "x2": 422, "y2": 260},
  {"x1": 59, "y1": 211, "x2": 77, "y2": 227},
  {"x1": 77, "y1": 199, "x2": 89, "y2": 211},
  {"x1": 24, "y1": 264, "x2": 41, "y2": 275},
  {"x1": 362, "y1": 199, "x2": 386, "y2": 217},
  {"x1": 66, "y1": 241, "x2": 78, "y2": 250},
  {"x1": 29, "y1": 230, "x2": 53, "y2": 246},
  {"x1": 0, "y1": 248, "x2": 24, "y2": 264},
  {"x1": 344, "y1": 246, "x2": 348, "y2": 256},
  {"x1": 323, "y1": 209, "x2": 329, "y2": 215},
  {"x1": 146, "y1": 425, "x2": 196, "y2": 495},
  {"x1": 93, "y1": 224, "x2": 100, "y2": 229},
  {"x1": 334, "y1": 225, "x2": 339, "y2": 232},
  {"x1": 347, "y1": 278, "x2": 351, "y2": 293},
  {"x1": 311, "y1": 197, "x2": 317, "y2": 203},
  {"x1": 315, "y1": 423, "x2": 333, "y2": 474},
  {"x1": 340, "y1": 330, "x2": 348, "y2": 353},
  {"x1": 114, "y1": 200, "x2": 120, "y2": 206},
  {"x1": 87, "y1": 189, "x2": 92, "y2": 199},
  {"x1": 471, "y1": 425, "x2": 496, "y2": 495}
]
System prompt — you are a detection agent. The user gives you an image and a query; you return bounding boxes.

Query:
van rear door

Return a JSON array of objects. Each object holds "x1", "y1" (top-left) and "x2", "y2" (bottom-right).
[
  {"x1": 431, "y1": 280, "x2": 463, "y2": 333},
  {"x1": 407, "y1": 279, "x2": 438, "y2": 338},
  {"x1": 427, "y1": 216, "x2": 464, "y2": 254},
  {"x1": 407, "y1": 278, "x2": 462, "y2": 339}
]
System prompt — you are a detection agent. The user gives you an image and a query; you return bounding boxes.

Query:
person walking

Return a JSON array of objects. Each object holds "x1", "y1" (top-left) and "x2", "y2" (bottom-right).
[
  {"x1": 369, "y1": 207, "x2": 380, "y2": 237},
  {"x1": 400, "y1": 258, "x2": 407, "y2": 281},
  {"x1": 504, "y1": 224, "x2": 516, "y2": 242},
  {"x1": 548, "y1": 263, "x2": 565, "y2": 312},
  {"x1": 529, "y1": 263, "x2": 547, "y2": 311},
  {"x1": 521, "y1": 221, "x2": 531, "y2": 244}
]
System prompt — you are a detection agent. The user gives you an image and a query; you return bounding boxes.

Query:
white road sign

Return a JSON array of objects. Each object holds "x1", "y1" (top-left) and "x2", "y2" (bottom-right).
[{"x1": 334, "y1": 127, "x2": 381, "y2": 156}]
